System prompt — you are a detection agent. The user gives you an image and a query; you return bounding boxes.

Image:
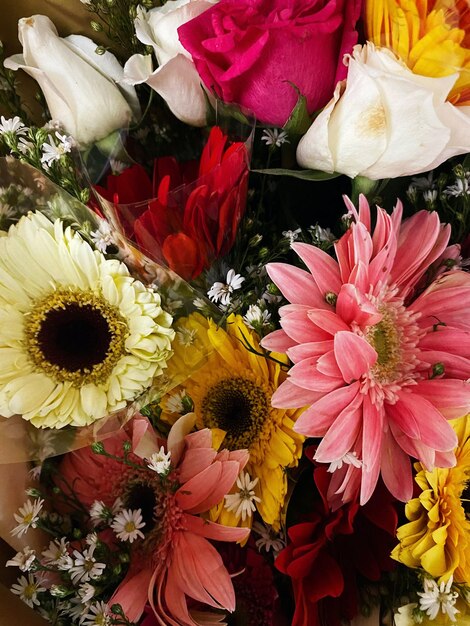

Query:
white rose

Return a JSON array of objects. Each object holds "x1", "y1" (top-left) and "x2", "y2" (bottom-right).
[
  {"x1": 123, "y1": 0, "x2": 216, "y2": 127},
  {"x1": 297, "y1": 43, "x2": 470, "y2": 180},
  {"x1": 4, "y1": 15, "x2": 140, "y2": 146}
]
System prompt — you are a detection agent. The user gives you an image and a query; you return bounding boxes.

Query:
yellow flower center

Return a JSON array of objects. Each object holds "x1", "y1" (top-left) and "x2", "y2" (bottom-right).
[
  {"x1": 201, "y1": 376, "x2": 269, "y2": 450},
  {"x1": 25, "y1": 289, "x2": 128, "y2": 387},
  {"x1": 365, "y1": 0, "x2": 470, "y2": 105},
  {"x1": 367, "y1": 314, "x2": 401, "y2": 382}
]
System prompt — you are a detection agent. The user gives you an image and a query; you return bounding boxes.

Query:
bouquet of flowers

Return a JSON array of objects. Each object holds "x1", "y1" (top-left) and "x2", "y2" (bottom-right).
[{"x1": 0, "y1": 1, "x2": 469, "y2": 625}]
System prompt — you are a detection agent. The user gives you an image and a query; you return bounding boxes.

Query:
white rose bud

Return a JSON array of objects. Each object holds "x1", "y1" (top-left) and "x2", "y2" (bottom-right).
[
  {"x1": 297, "y1": 43, "x2": 470, "y2": 180},
  {"x1": 123, "y1": 0, "x2": 216, "y2": 127},
  {"x1": 4, "y1": 15, "x2": 141, "y2": 146}
]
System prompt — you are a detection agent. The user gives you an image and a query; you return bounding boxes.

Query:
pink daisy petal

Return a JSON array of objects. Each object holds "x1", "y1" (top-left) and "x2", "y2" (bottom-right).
[
  {"x1": 419, "y1": 328, "x2": 470, "y2": 354},
  {"x1": 334, "y1": 331, "x2": 377, "y2": 383},
  {"x1": 260, "y1": 328, "x2": 296, "y2": 352},
  {"x1": 289, "y1": 357, "x2": 342, "y2": 393},
  {"x1": 391, "y1": 211, "x2": 448, "y2": 294},
  {"x1": 293, "y1": 383, "x2": 361, "y2": 437},
  {"x1": 314, "y1": 395, "x2": 363, "y2": 463},
  {"x1": 412, "y1": 379, "x2": 470, "y2": 418},
  {"x1": 271, "y1": 378, "x2": 323, "y2": 409},
  {"x1": 316, "y1": 350, "x2": 343, "y2": 378},
  {"x1": 287, "y1": 341, "x2": 334, "y2": 364},
  {"x1": 176, "y1": 460, "x2": 240, "y2": 513},
  {"x1": 389, "y1": 391, "x2": 458, "y2": 451},
  {"x1": 172, "y1": 533, "x2": 227, "y2": 609},
  {"x1": 282, "y1": 310, "x2": 332, "y2": 343},
  {"x1": 380, "y1": 429, "x2": 414, "y2": 502},
  {"x1": 360, "y1": 398, "x2": 383, "y2": 505},
  {"x1": 178, "y1": 447, "x2": 218, "y2": 484},
  {"x1": 420, "y1": 350, "x2": 470, "y2": 379},
  {"x1": 183, "y1": 514, "x2": 250, "y2": 542},
  {"x1": 110, "y1": 568, "x2": 154, "y2": 623},
  {"x1": 266, "y1": 263, "x2": 327, "y2": 308},
  {"x1": 291, "y1": 242, "x2": 342, "y2": 294},
  {"x1": 388, "y1": 421, "x2": 436, "y2": 471},
  {"x1": 307, "y1": 309, "x2": 350, "y2": 335},
  {"x1": 352, "y1": 221, "x2": 373, "y2": 268},
  {"x1": 336, "y1": 283, "x2": 383, "y2": 327}
]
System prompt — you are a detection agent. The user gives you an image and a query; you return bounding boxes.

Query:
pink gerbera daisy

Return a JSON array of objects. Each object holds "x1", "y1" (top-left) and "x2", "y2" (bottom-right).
[
  {"x1": 262, "y1": 195, "x2": 470, "y2": 506},
  {"x1": 59, "y1": 414, "x2": 249, "y2": 625}
]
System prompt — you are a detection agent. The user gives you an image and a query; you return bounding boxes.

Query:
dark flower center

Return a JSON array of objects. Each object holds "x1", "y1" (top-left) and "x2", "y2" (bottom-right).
[
  {"x1": 26, "y1": 290, "x2": 127, "y2": 387},
  {"x1": 38, "y1": 304, "x2": 111, "y2": 371},
  {"x1": 201, "y1": 377, "x2": 269, "y2": 449},
  {"x1": 124, "y1": 481, "x2": 157, "y2": 532}
]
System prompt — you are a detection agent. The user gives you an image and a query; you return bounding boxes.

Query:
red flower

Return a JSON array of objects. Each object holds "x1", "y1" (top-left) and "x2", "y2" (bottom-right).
[
  {"x1": 275, "y1": 455, "x2": 397, "y2": 626},
  {"x1": 95, "y1": 126, "x2": 249, "y2": 280}
]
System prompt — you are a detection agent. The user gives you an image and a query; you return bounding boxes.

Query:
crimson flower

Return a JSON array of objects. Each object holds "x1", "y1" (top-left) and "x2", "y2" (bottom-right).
[
  {"x1": 95, "y1": 126, "x2": 249, "y2": 280},
  {"x1": 275, "y1": 455, "x2": 398, "y2": 626}
]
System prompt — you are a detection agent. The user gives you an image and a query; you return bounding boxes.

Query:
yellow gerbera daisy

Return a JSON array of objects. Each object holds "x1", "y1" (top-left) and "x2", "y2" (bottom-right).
[
  {"x1": 0, "y1": 212, "x2": 174, "y2": 429},
  {"x1": 365, "y1": 0, "x2": 470, "y2": 104},
  {"x1": 391, "y1": 414, "x2": 470, "y2": 582},
  {"x1": 161, "y1": 312, "x2": 305, "y2": 531}
]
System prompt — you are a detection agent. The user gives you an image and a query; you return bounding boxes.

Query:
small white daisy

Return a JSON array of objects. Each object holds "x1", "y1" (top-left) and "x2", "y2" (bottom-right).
[
  {"x1": 147, "y1": 447, "x2": 172, "y2": 475},
  {"x1": 11, "y1": 498, "x2": 44, "y2": 537},
  {"x1": 309, "y1": 224, "x2": 335, "y2": 244},
  {"x1": 90, "y1": 220, "x2": 115, "y2": 253},
  {"x1": 41, "y1": 537, "x2": 70, "y2": 566},
  {"x1": 176, "y1": 326, "x2": 198, "y2": 347},
  {"x1": 109, "y1": 158, "x2": 127, "y2": 174},
  {"x1": 193, "y1": 297, "x2": 208, "y2": 311},
  {"x1": 418, "y1": 577, "x2": 459, "y2": 622},
  {"x1": 444, "y1": 177, "x2": 470, "y2": 197},
  {"x1": 243, "y1": 304, "x2": 271, "y2": 330},
  {"x1": 164, "y1": 298, "x2": 183, "y2": 315},
  {"x1": 262, "y1": 290, "x2": 282, "y2": 305},
  {"x1": 0, "y1": 115, "x2": 27, "y2": 136},
  {"x1": 327, "y1": 451, "x2": 363, "y2": 473},
  {"x1": 6, "y1": 547, "x2": 36, "y2": 572},
  {"x1": 261, "y1": 128, "x2": 290, "y2": 148},
  {"x1": 89, "y1": 500, "x2": 110, "y2": 527},
  {"x1": 81, "y1": 600, "x2": 112, "y2": 626},
  {"x1": 245, "y1": 264, "x2": 266, "y2": 278},
  {"x1": 40, "y1": 132, "x2": 74, "y2": 167},
  {"x1": 70, "y1": 546, "x2": 106, "y2": 584},
  {"x1": 207, "y1": 269, "x2": 245, "y2": 306},
  {"x1": 224, "y1": 472, "x2": 261, "y2": 521},
  {"x1": 282, "y1": 228, "x2": 302, "y2": 244},
  {"x1": 85, "y1": 532, "x2": 99, "y2": 548},
  {"x1": 423, "y1": 189, "x2": 438, "y2": 203},
  {"x1": 410, "y1": 171, "x2": 435, "y2": 191},
  {"x1": 78, "y1": 582, "x2": 96, "y2": 603},
  {"x1": 165, "y1": 388, "x2": 190, "y2": 414},
  {"x1": 252, "y1": 521, "x2": 286, "y2": 554},
  {"x1": 111, "y1": 508, "x2": 146, "y2": 543},
  {"x1": 17, "y1": 137, "x2": 34, "y2": 155},
  {"x1": 11, "y1": 573, "x2": 45, "y2": 608}
]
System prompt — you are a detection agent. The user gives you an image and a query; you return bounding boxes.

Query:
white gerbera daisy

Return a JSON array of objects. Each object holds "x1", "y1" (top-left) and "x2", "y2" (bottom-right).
[{"x1": 0, "y1": 212, "x2": 175, "y2": 428}]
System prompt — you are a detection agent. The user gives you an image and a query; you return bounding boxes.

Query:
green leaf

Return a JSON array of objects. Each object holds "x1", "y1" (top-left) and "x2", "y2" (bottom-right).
[
  {"x1": 283, "y1": 89, "x2": 312, "y2": 137},
  {"x1": 252, "y1": 167, "x2": 340, "y2": 181}
]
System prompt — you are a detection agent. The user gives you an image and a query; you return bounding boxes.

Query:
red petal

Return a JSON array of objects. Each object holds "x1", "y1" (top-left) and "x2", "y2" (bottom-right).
[{"x1": 162, "y1": 232, "x2": 204, "y2": 280}]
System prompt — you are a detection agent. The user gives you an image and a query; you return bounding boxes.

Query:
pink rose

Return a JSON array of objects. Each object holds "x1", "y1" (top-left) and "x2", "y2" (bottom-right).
[{"x1": 178, "y1": 0, "x2": 362, "y2": 126}]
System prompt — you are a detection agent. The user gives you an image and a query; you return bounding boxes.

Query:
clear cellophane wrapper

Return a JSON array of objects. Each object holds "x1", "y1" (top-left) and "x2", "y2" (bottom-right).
[{"x1": 0, "y1": 155, "x2": 218, "y2": 552}]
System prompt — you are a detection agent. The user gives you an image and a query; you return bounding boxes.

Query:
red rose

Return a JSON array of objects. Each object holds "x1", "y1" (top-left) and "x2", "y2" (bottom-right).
[{"x1": 178, "y1": 0, "x2": 362, "y2": 126}]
